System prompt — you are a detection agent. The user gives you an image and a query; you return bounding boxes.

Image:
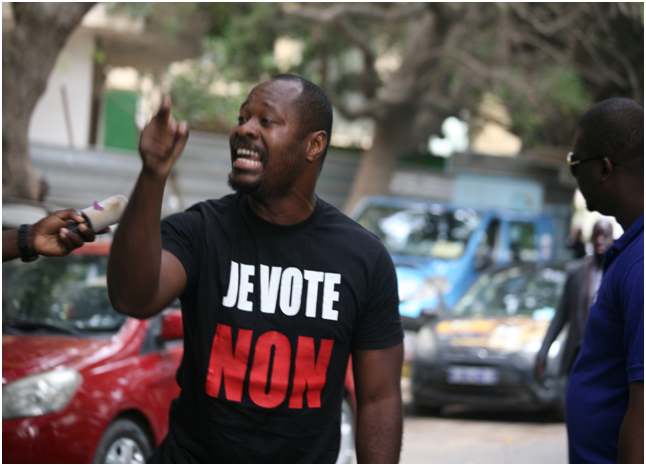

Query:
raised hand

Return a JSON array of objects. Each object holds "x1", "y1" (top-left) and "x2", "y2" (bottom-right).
[{"x1": 138, "y1": 95, "x2": 190, "y2": 180}]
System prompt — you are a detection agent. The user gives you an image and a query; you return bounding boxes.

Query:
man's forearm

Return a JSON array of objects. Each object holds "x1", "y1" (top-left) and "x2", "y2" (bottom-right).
[
  {"x1": 3, "y1": 230, "x2": 20, "y2": 262},
  {"x1": 107, "y1": 170, "x2": 167, "y2": 317},
  {"x1": 355, "y1": 394, "x2": 403, "y2": 463}
]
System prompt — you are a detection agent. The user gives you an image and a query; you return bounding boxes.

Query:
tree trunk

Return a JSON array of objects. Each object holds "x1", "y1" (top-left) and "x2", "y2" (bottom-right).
[
  {"x1": 342, "y1": 106, "x2": 421, "y2": 214},
  {"x1": 3, "y1": 2, "x2": 95, "y2": 201}
]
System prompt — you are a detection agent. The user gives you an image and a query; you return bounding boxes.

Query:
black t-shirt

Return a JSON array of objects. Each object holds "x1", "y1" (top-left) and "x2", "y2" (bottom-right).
[{"x1": 150, "y1": 193, "x2": 402, "y2": 463}]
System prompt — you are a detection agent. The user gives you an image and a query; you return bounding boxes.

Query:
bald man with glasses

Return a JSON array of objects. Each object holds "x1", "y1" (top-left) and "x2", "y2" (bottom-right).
[{"x1": 564, "y1": 98, "x2": 643, "y2": 464}]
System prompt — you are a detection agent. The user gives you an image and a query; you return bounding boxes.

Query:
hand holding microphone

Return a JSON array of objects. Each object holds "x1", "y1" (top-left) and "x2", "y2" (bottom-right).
[{"x1": 3, "y1": 196, "x2": 128, "y2": 262}]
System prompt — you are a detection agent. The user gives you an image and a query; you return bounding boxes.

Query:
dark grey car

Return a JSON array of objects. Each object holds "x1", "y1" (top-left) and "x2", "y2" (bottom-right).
[{"x1": 411, "y1": 263, "x2": 568, "y2": 414}]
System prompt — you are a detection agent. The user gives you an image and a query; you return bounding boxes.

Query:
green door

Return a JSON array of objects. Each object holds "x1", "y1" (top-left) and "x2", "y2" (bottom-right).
[{"x1": 103, "y1": 90, "x2": 139, "y2": 152}]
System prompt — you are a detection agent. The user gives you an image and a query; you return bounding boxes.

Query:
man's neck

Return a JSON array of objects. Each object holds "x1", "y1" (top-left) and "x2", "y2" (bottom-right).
[
  {"x1": 614, "y1": 179, "x2": 644, "y2": 231},
  {"x1": 247, "y1": 192, "x2": 317, "y2": 226},
  {"x1": 616, "y1": 209, "x2": 644, "y2": 232}
]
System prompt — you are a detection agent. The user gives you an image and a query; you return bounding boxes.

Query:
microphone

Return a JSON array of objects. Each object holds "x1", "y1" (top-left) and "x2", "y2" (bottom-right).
[{"x1": 66, "y1": 195, "x2": 128, "y2": 236}]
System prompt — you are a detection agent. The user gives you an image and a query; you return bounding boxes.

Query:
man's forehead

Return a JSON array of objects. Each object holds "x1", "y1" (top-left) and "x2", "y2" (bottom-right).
[
  {"x1": 592, "y1": 221, "x2": 612, "y2": 235},
  {"x1": 242, "y1": 79, "x2": 303, "y2": 108}
]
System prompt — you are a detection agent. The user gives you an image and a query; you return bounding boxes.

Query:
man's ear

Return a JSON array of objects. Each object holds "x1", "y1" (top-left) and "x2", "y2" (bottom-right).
[
  {"x1": 305, "y1": 130, "x2": 327, "y2": 163},
  {"x1": 600, "y1": 157, "x2": 614, "y2": 183}
]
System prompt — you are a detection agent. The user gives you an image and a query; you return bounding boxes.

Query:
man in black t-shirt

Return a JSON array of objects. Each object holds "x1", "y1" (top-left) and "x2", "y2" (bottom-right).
[{"x1": 107, "y1": 74, "x2": 404, "y2": 463}]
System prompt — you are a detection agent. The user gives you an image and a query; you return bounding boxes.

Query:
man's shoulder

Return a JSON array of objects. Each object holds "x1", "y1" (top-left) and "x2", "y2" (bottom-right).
[{"x1": 613, "y1": 229, "x2": 644, "y2": 274}]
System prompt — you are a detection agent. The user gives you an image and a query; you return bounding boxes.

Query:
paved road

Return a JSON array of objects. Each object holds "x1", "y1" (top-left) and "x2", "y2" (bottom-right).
[{"x1": 399, "y1": 378, "x2": 568, "y2": 464}]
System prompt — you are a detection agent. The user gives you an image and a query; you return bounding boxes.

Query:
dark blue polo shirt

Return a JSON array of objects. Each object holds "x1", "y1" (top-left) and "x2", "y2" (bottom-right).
[{"x1": 566, "y1": 213, "x2": 644, "y2": 463}]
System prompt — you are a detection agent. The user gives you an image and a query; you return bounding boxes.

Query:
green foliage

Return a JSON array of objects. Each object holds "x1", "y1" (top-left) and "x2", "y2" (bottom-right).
[
  {"x1": 106, "y1": 2, "x2": 642, "y2": 148},
  {"x1": 543, "y1": 67, "x2": 590, "y2": 118},
  {"x1": 499, "y1": 65, "x2": 592, "y2": 147},
  {"x1": 167, "y1": 60, "x2": 249, "y2": 132},
  {"x1": 92, "y1": 44, "x2": 107, "y2": 66},
  {"x1": 105, "y1": 2, "x2": 153, "y2": 19}
]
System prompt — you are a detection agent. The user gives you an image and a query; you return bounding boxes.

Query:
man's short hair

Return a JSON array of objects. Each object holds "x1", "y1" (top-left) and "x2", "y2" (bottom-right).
[
  {"x1": 271, "y1": 74, "x2": 333, "y2": 159},
  {"x1": 577, "y1": 97, "x2": 644, "y2": 172}
]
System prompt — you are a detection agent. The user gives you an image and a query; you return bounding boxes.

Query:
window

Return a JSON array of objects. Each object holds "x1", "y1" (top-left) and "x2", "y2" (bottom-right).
[
  {"x1": 3, "y1": 255, "x2": 126, "y2": 333},
  {"x1": 357, "y1": 204, "x2": 481, "y2": 259},
  {"x1": 453, "y1": 266, "x2": 566, "y2": 318}
]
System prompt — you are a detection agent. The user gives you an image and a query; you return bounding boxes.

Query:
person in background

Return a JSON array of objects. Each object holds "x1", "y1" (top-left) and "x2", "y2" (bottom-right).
[
  {"x1": 566, "y1": 226, "x2": 586, "y2": 259},
  {"x1": 2, "y1": 209, "x2": 100, "y2": 262},
  {"x1": 534, "y1": 219, "x2": 613, "y2": 383},
  {"x1": 565, "y1": 97, "x2": 643, "y2": 464}
]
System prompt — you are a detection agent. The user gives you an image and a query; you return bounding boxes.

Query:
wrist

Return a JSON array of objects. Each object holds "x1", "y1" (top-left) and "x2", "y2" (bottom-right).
[
  {"x1": 141, "y1": 164, "x2": 171, "y2": 183},
  {"x1": 19, "y1": 224, "x2": 39, "y2": 262}
]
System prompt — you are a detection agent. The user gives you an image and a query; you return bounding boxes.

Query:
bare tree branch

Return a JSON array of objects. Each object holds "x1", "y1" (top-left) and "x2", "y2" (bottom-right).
[
  {"x1": 284, "y1": 2, "x2": 428, "y2": 24},
  {"x1": 332, "y1": 18, "x2": 378, "y2": 98},
  {"x1": 329, "y1": 94, "x2": 384, "y2": 120}
]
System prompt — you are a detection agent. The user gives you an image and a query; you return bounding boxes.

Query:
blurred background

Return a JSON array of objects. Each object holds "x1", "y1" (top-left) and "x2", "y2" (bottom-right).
[{"x1": 2, "y1": 2, "x2": 643, "y2": 464}]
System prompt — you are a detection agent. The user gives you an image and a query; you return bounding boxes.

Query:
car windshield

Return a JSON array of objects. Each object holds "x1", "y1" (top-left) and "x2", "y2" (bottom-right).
[
  {"x1": 453, "y1": 266, "x2": 567, "y2": 318},
  {"x1": 356, "y1": 204, "x2": 481, "y2": 259},
  {"x1": 3, "y1": 254, "x2": 126, "y2": 333}
]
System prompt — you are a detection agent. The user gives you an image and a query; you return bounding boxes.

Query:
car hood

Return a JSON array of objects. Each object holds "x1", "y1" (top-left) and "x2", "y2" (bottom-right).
[
  {"x1": 3, "y1": 335, "x2": 109, "y2": 385},
  {"x1": 433, "y1": 315, "x2": 550, "y2": 353}
]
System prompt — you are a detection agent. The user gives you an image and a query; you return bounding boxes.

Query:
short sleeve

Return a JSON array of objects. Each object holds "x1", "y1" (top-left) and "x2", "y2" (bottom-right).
[
  {"x1": 622, "y1": 261, "x2": 644, "y2": 383},
  {"x1": 352, "y1": 246, "x2": 403, "y2": 350},
  {"x1": 161, "y1": 208, "x2": 204, "y2": 296}
]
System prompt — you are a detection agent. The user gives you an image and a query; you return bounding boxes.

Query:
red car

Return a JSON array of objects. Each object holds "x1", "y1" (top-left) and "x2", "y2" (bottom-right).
[
  {"x1": 2, "y1": 241, "x2": 183, "y2": 463},
  {"x1": 2, "y1": 241, "x2": 356, "y2": 464}
]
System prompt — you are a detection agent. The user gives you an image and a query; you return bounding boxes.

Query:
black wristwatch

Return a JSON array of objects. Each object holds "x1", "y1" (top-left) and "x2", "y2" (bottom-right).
[{"x1": 19, "y1": 224, "x2": 39, "y2": 262}]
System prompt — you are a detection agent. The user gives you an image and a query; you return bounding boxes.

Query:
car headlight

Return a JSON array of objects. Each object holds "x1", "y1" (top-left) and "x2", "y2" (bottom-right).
[
  {"x1": 2, "y1": 368, "x2": 82, "y2": 420},
  {"x1": 415, "y1": 325, "x2": 437, "y2": 359}
]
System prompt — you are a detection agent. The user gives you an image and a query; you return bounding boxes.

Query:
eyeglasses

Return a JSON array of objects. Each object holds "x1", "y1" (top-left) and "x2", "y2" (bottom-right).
[{"x1": 566, "y1": 152, "x2": 622, "y2": 177}]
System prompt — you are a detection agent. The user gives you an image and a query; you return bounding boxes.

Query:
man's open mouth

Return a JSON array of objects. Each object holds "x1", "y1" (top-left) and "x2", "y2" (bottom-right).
[{"x1": 234, "y1": 147, "x2": 262, "y2": 169}]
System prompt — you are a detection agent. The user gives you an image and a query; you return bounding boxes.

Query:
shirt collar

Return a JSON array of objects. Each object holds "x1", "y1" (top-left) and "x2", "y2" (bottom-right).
[
  {"x1": 612, "y1": 212, "x2": 644, "y2": 253},
  {"x1": 602, "y1": 212, "x2": 643, "y2": 272}
]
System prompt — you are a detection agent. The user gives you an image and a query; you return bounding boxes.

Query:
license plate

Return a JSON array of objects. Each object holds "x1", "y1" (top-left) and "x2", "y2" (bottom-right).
[{"x1": 447, "y1": 366, "x2": 499, "y2": 385}]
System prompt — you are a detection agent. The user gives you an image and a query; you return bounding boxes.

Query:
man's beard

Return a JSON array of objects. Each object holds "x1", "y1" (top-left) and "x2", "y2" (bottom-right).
[
  {"x1": 227, "y1": 169, "x2": 297, "y2": 200},
  {"x1": 228, "y1": 171, "x2": 261, "y2": 195}
]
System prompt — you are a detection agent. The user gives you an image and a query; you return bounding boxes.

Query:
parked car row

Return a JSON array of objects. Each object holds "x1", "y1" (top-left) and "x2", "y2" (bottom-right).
[
  {"x1": 352, "y1": 196, "x2": 556, "y2": 331},
  {"x1": 353, "y1": 196, "x2": 569, "y2": 415}
]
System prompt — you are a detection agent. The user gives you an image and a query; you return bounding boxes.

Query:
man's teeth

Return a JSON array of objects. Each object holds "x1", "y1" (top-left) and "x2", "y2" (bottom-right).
[
  {"x1": 237, "y1": 148, "x2": 260, "y2": 159},
  {"x1": 235, "y1": 148, "x2": 262, "y2": 167}
]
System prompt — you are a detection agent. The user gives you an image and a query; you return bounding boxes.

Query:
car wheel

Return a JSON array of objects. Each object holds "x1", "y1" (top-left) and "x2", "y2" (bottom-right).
[
  {"x1": 335, "y1": 396, "x2": 356, "y2": 464},
  {"x1": 93, "y1": 418, "x2": 152, "y2": 464}
]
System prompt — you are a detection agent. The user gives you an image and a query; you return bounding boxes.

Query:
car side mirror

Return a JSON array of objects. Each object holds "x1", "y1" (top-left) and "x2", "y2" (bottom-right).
[{"x1": 159, "y1": 309, "x2": 183, "y2": 341}]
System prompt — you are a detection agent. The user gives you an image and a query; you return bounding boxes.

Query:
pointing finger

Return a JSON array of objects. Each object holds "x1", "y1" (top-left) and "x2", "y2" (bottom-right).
[
  {"x1": 155, "y1": 95, "x2": 172, "y2": 125},
  {"x1": 172, "y1": 121, "x2": 190, "y2": 160}
]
